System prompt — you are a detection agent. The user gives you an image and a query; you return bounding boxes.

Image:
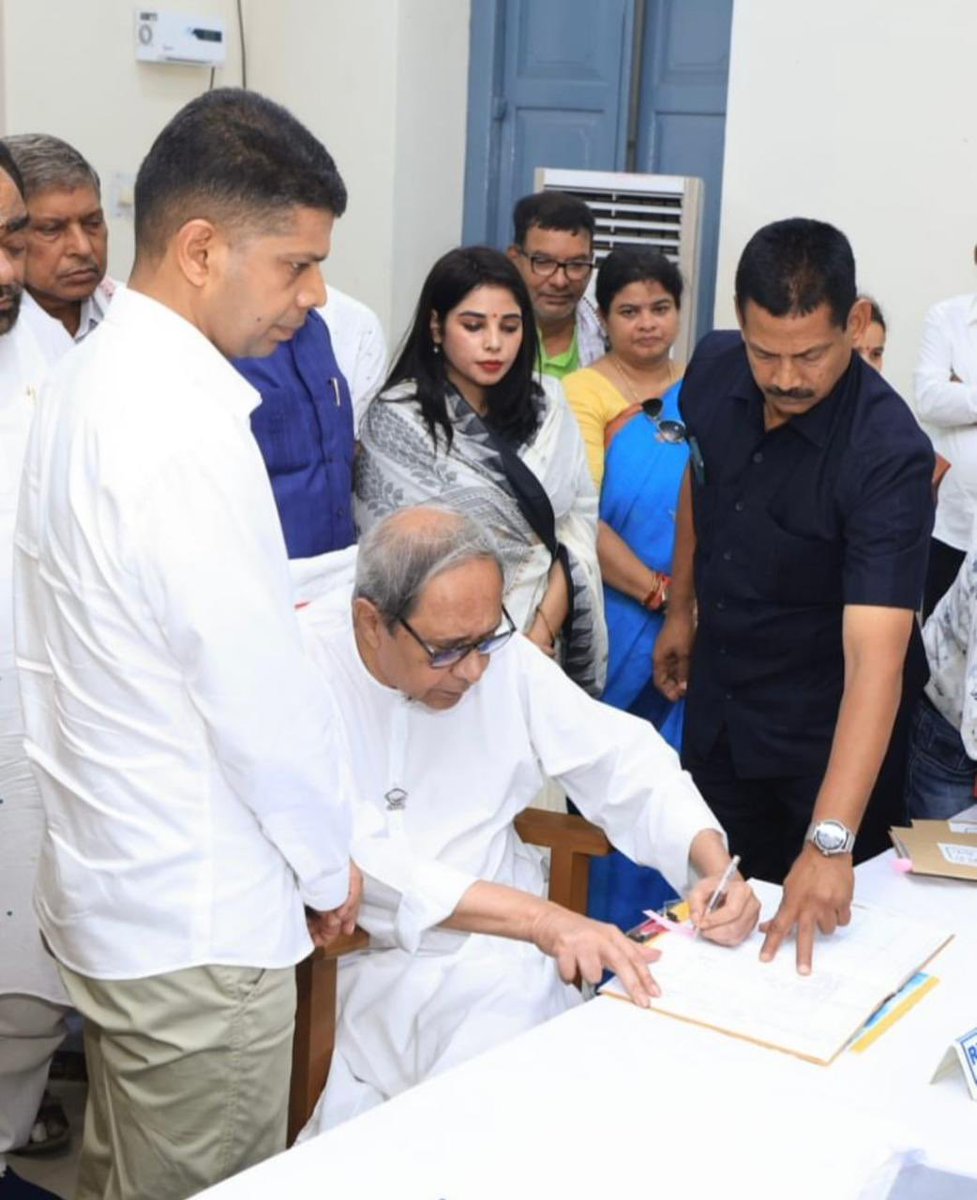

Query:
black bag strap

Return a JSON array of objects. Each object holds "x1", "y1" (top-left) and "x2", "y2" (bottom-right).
[
  {"x1": 473, "y1": 415, "x2": 577, "y2": 653},
  {"x1": 477, "y1": 421, "x2": 559, "y2": 561}
]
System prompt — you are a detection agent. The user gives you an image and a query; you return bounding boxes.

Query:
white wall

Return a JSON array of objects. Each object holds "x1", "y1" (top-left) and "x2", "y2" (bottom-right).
[
  {"x1": 244, "y1": 0, "x2": 471, "y2": 345},
  {"x1": 0, "y1": 0, "x2": 244, "y2": 282},
  {"x1": 389, "y1": 2, "x2": 471, "y2": 343},
  {"x1": 0, "y1": 0, "x2": 471, "y2": 343},
  {"x1": 716, "y1": 0, "x2": 977, "y2": 401}
]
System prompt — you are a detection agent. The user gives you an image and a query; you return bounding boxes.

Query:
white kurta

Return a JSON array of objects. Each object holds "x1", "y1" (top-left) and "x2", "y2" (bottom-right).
[
  {"x1": 318, "y1": 286, "x2": 387, "y2": 435},
  {"x1": 19, "y1": 279, "x2": 117, "y2": 366},
  {"x1": 15, "y1": 288, "x2": 352, "y2": 981},
  {"x1": 912, "y1": 292, "x2": 977, "y2": 550},
  {"x1": 0, "y1": 317, "x2": 64, "y2": 1003},
  {"x1": 298, "y1": 607, "x2": 723, "y2": 1133}
]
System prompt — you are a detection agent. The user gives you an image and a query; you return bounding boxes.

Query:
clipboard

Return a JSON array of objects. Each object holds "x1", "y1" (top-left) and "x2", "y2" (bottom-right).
[{"x1": 601, "y1": 879, "x2": 952, "y2": 1065}]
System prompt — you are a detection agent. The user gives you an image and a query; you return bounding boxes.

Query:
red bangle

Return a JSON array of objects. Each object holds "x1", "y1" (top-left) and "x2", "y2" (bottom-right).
[{"x1": 642, "y1": 573, "x2": 671, "y2": 612}]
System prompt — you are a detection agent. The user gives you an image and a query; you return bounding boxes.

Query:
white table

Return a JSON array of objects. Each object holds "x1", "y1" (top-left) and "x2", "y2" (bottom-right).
[{"x1": 198, "y1": 854, "x2": 977, "y2": 1199}]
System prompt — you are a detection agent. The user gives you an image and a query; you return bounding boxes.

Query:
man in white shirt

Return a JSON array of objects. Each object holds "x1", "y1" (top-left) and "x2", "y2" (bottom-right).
[
  {"x1": 3, "y1": 134, "x2": 116, "y2": 364},
  {"x1": 0, "y1": 140, "x2": 67, "y2": 1200},
  {"x1": 906, "y1": 531, "x2": 977, "y2": 819},
  {"x1": 913, "y1": 281, "x2": 977, "y2": 617},
  {"x1": 319, "y1": 284, "x2": 387, "y2": 432},
  {"x1": 14, "y1": 89, "x2": 356, "y2": 1200},
  {"x1": 298, "y1": 506, "x2": 759, "y2": 1133}
]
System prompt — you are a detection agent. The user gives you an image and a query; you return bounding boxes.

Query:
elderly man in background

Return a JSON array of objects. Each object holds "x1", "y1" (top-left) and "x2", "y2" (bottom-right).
[
  {"x1": 0, "y1": 143, "x2": 65, "y2": 1200},
  {"x1": 507, "y1": 190, "x2": 604, "y2": 378},
  {"x1": 299, "y1": 505, "x2": 758, "y2": 1134},
  {"x1": 15, "y1": 89, "x2": 356, "y2": 1200},
  {"x1": 3, "y1": 134, "x2": 114, "y2": 362}
]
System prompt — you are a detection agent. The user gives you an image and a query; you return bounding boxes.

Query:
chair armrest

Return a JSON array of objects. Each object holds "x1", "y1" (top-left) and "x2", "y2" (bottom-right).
[
  {"x1": 514, "y1": 808, "x2": 612, "y2": 856},
  {"x1": 514, "y1": 807, "x2": 612, "y2": 915},
  {"x1": 317, "y1": 927, "x2": 370, "y2": 960}
]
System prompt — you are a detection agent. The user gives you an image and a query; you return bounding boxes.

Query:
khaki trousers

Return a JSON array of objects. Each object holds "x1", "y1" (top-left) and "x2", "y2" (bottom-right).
[
  {"x1": 0, "y1": 993, "x2": 68, "y2": 1172},
  {"x1": 60, "y1": 962, "x2": 296, "y2": 1200}
]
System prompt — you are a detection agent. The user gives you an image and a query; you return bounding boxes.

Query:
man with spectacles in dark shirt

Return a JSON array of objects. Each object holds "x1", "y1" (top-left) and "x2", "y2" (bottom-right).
[
  {"x1": 507, "y1": 191, "x2": 604, "y2": 378},
  {"x1": 654, "y1": 218, "x2": 934, "y2": 975}
]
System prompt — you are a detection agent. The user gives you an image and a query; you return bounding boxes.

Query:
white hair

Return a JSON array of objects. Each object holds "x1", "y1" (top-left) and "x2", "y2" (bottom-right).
[{"x1": 354, "y1": 505, "x2": 504, "y2": 627}]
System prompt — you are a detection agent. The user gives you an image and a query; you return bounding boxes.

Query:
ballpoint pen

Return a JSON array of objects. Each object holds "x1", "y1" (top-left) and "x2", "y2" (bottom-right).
[{"x1": 692, "y1": 854, "x2": 741, "y2": 939}]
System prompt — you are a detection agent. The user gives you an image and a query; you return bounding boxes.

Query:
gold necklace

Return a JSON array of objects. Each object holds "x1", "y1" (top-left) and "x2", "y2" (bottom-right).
[{"x1": 611, "y1": 354, "x2": 675, "y2": 403}]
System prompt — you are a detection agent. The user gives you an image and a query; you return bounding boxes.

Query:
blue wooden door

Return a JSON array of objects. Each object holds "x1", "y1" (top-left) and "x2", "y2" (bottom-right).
[
  {"x1": 635, "y1": 0, "x2": 734, "y2": 338},
  {"x1": 463, "y1": 0, "x2": 635, "y2": 249},
  {"x1": 464, "y1": 0, "x2": 732, "y2": 341}
]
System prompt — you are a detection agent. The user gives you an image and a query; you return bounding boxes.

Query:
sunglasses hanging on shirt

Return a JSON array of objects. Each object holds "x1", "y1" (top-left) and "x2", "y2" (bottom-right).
[{"x1": 640, "y1": 396, "x2": 688, "y2": 445}]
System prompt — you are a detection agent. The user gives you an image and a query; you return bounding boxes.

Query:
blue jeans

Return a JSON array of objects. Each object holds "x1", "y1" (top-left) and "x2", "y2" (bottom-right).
[{"x1": 905, "y1": 697, "x2": 977, "y2": 820}]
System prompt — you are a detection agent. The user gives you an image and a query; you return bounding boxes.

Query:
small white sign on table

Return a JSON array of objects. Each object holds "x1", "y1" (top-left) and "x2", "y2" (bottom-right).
[{"x1": 931, "y1": 1026, "x2": 977, "y2": 1101}]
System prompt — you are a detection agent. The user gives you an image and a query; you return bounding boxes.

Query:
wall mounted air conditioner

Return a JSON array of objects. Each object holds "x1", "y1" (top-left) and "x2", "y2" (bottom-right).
[{"x1": 534, "y1": 168, "x2": 704, "y2": 364}]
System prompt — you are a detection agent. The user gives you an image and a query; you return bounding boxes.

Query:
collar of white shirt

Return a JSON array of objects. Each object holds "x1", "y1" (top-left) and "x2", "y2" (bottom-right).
[{"x1": 104, "y1": 285, "x2": 260, "y2": 420}]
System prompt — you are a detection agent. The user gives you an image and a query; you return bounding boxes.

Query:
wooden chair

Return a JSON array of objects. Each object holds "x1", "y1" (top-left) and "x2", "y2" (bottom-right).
[{"x1": 287, "y1": 807, "x2": 612, "y2": 1143}]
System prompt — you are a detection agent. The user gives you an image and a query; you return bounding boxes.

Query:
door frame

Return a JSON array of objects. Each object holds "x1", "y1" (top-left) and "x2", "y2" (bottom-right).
[{"x1": 462, "y1": 0, "x2": 507, "y2": 246}]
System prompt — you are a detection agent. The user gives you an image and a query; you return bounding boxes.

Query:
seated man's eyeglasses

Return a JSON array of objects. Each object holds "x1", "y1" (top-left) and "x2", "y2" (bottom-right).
[
  {"x1": 516, "y1": 248, "x2": 594, "y2": 283},
  {"x1": 398, "y1": 607, "x2": 517, "y2": 669}
]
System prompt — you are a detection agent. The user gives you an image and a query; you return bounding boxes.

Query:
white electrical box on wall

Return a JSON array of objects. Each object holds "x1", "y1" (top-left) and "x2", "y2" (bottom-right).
[{"x1": 135, "y1": 10, "x2": 227, "y2": 66}]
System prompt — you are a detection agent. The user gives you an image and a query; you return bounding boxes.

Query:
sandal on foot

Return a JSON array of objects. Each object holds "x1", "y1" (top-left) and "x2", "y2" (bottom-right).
[{"x1": 12, "y1": 1092, "x2": 70, "y2": 1156}]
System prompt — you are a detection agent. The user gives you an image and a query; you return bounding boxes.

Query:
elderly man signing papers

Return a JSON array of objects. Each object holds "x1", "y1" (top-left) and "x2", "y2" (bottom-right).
[{"x1": 300, "y1": 507, "x2": 759, "y2": 1132}]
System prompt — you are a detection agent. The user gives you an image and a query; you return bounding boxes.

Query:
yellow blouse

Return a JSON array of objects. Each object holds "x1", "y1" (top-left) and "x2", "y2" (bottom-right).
[
  {"x1": 564, "y1": 362, "x2": 685, "y2": 491},
  {"x1": 562, "y1": 369, "x2": 630, "y2": 491}
]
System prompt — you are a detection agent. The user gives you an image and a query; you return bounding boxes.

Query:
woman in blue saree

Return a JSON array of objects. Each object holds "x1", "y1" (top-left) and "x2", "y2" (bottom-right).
[{"x1": 565, "y1": 249, "x2": 689, "y2": 928}]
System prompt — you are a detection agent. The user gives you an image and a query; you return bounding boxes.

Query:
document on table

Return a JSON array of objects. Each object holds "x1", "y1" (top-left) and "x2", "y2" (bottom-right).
[{"x1": 600, "y1": 880, "x2": 952, "y2": 1064}]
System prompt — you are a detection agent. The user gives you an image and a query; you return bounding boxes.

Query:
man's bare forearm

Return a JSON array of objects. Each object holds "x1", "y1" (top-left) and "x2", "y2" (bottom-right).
[
  {"x1": 689, "y1": 829, "x2": 733, "y2": 878},
  {"x1": 812, "y1": 606, "x2": 914, "y2": 830},
  {"x1": 441, "y1": 880, "x2": 553, "y2": 942}
]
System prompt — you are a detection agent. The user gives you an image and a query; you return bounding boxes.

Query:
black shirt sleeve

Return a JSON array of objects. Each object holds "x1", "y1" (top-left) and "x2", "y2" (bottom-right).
[{"x1": 840, "y1": 407, "x2": 935, "y2": 610}]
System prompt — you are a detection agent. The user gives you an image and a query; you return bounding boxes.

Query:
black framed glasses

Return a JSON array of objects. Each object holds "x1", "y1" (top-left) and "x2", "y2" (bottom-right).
[
  {"x1": 398, "y1": 606, "x2": 517, "y2": 669},
  {"x1": 640, "y1": 397, "x2": 687, "y2": 445},
  {"x1": 516, "y1": 248, "x2": 594, "y2": 282}
]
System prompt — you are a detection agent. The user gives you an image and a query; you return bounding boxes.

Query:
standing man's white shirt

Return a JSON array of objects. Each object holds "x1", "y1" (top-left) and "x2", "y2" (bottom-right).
[
  {"x1": 576, "y1": 295, "x2": 606, "y2": 367},
  {"x1": 19, "y1": 278, "x2": 117, "y2": 367},
  {"x1": 0, "y1": 315, "x2": 70, "y2": 1177},
  {"x1": 319, "y1": 285, "x2": 387, "y2": 434},
  {"x1": 0, "y1": 316, "x2": 63, "y2": 1004},
  {"x1": 923, "y1": 526, "x2": 977, "y2": 757},
  {"x1": 298, "y1": 605, "x2": 722, "y2": 1131},
  {"x1": 15, "y1": 287, "x2": 351, "y2": 979},
  {"x1": 914, "y1": 292, "x2": 977, "y2": 549}
]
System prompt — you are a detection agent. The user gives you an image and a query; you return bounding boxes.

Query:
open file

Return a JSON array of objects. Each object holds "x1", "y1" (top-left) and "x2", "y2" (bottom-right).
[{"x1": 600, "y1": 879, "x2": 952, "y2": 1064}]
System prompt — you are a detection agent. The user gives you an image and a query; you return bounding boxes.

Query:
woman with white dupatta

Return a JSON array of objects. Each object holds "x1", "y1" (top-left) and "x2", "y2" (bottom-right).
[{"x1": 355, "y1": 246, "x2": 606, "y2": 697}]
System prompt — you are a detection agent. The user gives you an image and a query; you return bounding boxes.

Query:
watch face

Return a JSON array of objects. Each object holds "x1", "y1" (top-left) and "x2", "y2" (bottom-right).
[{"x1": 815, "y1": 822, "x2": 847, "y2": 853}]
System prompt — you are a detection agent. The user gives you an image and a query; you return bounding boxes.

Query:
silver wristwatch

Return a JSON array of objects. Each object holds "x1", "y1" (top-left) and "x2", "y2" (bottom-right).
[{"x1": 806, "y1": 818, "x2": 855, "y2": 856}]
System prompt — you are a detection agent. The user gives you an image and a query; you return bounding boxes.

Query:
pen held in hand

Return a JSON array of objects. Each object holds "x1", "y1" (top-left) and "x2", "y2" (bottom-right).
[{"x1": 692, "y1": 854, "x2": 741, "y2": 940}]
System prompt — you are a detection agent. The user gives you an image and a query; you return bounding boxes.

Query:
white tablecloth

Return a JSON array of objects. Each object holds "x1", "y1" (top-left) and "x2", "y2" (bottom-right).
[{"x1": 196, "y1": 853, "x2": 977, "y2": 1199}]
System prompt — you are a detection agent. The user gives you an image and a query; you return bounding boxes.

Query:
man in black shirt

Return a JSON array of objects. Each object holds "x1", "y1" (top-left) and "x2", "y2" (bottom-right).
[{"x1": 655, "y1": 218, "x2": 934, "y2": 973}]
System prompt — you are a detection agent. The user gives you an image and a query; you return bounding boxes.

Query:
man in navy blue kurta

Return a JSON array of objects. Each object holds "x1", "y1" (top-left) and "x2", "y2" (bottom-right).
[{"x1": 237, "y1": 308, "x2": 356, "y2": 558}]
